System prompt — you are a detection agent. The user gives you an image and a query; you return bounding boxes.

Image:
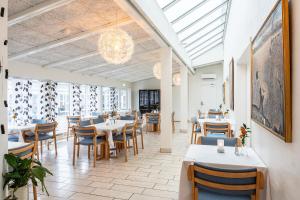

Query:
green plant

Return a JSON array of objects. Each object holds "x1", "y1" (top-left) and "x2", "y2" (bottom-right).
[
  {"x1": 240, "y1": 123, "x2": 252, "y2": 146},
  {"x1": 3, "y1": 153, "x2": 53, "y2": 200}
]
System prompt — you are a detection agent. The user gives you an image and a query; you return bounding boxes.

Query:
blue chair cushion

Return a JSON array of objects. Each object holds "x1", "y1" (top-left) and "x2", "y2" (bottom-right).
[
  {"x1": 201, "y1": 136, "x2": 236, "y2": 147},
  {"x1": 26, "y1": 133, "x2": 53, "y2": 141},
  {"x1": 207, "y1": 134, "x2": 227, "y2": 138},
  {"x1": 198, "y1": 190, "x2": 250, "y2": 200},
  {"x1": 79, "y1": 136, "x2": 105, "y2": 145},
  {"x1": 8, "y1": 134, "x2": 19, "y2": 142},
  {"x1": 32, "y1": 119, "x2": 46, "y2": 124},
  {"x1": 120, "y1": 115, "x2": 135, "y2": 120},
  {"x1": 113, "y1": 134, "x2": 132, "y2": 141}
]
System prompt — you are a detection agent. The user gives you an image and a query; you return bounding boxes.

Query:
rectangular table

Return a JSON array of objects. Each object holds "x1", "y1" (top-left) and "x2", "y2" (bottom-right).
[
  {"x1": 8, "y1": 124, "x2": 36, "y2": 142},
  {"x1": 179, "y1": 145, "x2": 270, "y2": 200}
]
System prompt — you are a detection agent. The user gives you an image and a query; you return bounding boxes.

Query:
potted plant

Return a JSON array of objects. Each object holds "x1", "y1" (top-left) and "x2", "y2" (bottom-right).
[
  {"x1": 3, "y1": 153, "x2": 53, "y2": 200},
  {"x1": 239, "y1": 123, "x2": 251, "y2": 147}
]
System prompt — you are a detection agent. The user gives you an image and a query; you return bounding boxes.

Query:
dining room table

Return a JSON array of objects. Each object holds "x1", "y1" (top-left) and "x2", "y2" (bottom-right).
[
  {"x1": 178, "y1": 144, "x2": 271, "y2": 200},
  {"x1": 93, "y1": 120, "x2": 135, "y2": 157},
  {"x1": 8, "y1": 124, "x2": 36, "y2": 142}
]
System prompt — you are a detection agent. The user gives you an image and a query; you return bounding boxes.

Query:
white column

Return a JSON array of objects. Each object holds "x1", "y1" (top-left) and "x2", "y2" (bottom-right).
[
  {"x1": 0, "y1": 1, "x2": 8, "y2": 199},
  {"x1": 160, "y1": 47, "x2": 172, "y2": 153},
  {"x1": 180, "y1": 65, "x2": 189, "y2": 132}
]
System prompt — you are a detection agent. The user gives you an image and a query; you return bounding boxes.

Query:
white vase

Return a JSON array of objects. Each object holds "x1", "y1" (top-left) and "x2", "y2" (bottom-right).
[{"x1": 10, "y1": 185, "x2": 29, "y2": 200}]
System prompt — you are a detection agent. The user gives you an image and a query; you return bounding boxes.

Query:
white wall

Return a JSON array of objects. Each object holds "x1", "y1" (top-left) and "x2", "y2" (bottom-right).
[
  {"x1": 9, "y1": 60, "x2": 131, "y2": 88},
  {"x1": 188, "y1": 64, "x2": 224, "y2": 118},
  {"x1": 224, "y1": 0, "x2": 300, "y2": 199}
]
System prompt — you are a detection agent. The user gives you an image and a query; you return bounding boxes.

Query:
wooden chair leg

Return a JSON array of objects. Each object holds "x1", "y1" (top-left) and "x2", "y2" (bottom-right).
[
  {"x1": 73, "y1": 137, "x2": 76, "y2": 166},
  {"x1": 40, "y1": 141, "x2": 43, "y2": 155},
  {"x1": 133, "y1": 137, "x2": 137, "y2": 156},
  {"x1": 77, "y1": 142, "x2": 80, "y2": 157},
  {"x1": 124, "y1": 140, "x2": 128, "y2": 162},
  {"x1": 141, "y1": 132, "x2": 144, "y2": 149},
  {"x1": 32, "y1": 184, "x2": 37, "y2": 200},
  {"x1": 194, "y1": 133, "x2": 197, "y2": 144},
  {"x1": 135, "y1": 135, "x2": 139, "y2": 154},
  {"x1": 93, "y1": 144, "x2": 97, "y2": 167},
  {"x1": 88, "y1": 145, "x2": 91, "y2": 160},
  {"x1": 54, "y1": 137, "x2": 57, "y2": 157}
]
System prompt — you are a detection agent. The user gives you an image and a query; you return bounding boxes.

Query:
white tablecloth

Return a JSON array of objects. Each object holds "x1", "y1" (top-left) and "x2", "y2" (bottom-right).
[
  {"x1": 8, "y1": 124, "x2": 35, "y2": 142},
  {"x1": 179, "y1": 145, "x2": 270, "y2": 200},
  {"x1": 93, "y1": 120, "x2": 134, "y2": 147},
  {"x1": 8, "y1": 141, "x2": 31, "y2": 151}
]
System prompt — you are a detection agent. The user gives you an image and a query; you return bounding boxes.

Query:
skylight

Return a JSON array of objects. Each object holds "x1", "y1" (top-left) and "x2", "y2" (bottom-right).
[{"x1": 156, "y1": 0, "x2": 230, "y2": 60}]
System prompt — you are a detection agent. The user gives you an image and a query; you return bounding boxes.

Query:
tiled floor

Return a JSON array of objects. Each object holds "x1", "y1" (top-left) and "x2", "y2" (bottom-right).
[{"x1": 32, "y1": 129, "x2": 191, "y2": 200}]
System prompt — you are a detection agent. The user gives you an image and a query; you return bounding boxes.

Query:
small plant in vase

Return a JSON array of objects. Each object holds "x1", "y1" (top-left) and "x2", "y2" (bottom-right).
[
  {"x1": 3, "y1": 154, "x2": 53, "y2": 200},
  {"x1": 240, "y1": 123, "x2": 251, "y2": 147}
]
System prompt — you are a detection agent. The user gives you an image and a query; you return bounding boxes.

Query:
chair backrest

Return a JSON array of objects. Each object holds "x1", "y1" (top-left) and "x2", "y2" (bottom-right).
[
  {"x1": 197, "y1": 136, "x2": 239, "y2": 147},
  {"x1": 73, "y1": 126, "x2": 96, "y2": 138},
  {"x1": 67, "y1": 116, "x2": 81, "y2": 125},
  {"x1": 31, "y1": 119, "x2": 46, "y2": 124},
  {"x1": 146, "y1": 113, "x2": 160, "y2": 123},
  {"x1": 92, "y1": 117, "x2": 104, "y2": 124},
  {"x1": 120, "y1": 115, "x2": 135, "y2": 120},
  {"x1": 190, "y1": 162, "x2": 263, "y2": 199},
  {"x1": 35, "y1": 122, "x2": 57, "y2": 135},
  {"x1": 8, "y1": 143, "x2": 36, "y2": 160},
  {"x1": 203, "y1": 122, "x2": 231, "y2": 137},
  {"x1": 79, "y1": 119, "x2": 92, "y2": 127},
  {"x1": 122, "y1": 123, "x2": 136, "y2": 136},
  {"x1": 208, "y1": 111, "x2": 224, "y2": 119}
]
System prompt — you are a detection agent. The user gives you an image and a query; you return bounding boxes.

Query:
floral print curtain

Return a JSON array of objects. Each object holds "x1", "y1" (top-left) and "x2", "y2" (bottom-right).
[
  {"x1": 40, "y1": 81, "x2": 58, "y2": 122},
  {"x1": 110, "y1": 87, "x2": 119, "y2": 111},
  {"x1": 12, "y1": 80, "x2": 33, "y2": 125},
  {"x1": 72, "y1": 84, "x2": 82, "y2": 115},
  {"x1": 89, "y1": 85, "x2": 98, "y2": 114}
]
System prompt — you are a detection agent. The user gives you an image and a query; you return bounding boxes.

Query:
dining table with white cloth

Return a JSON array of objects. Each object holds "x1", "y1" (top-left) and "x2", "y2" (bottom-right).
[
  {"x1": 8, "y1": 124, "x2": 36, "y2": 142},
  {"x1": 93, "y1": 120, "x2": 134, "y2": 149},
  {"x1": 178, "y1": 144, "x2": 270, "y2": 200},
  {"x1": 8, "y1": 141, "x2": 31, "y2": 151}
]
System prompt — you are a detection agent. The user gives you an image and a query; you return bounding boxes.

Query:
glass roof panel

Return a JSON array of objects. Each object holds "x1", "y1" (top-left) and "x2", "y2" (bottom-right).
[{"x1": 156, "y1": 0, "x2": 230, "y2": 60}]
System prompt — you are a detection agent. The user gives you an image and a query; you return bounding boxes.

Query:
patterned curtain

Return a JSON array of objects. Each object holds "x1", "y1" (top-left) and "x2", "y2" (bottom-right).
[
  {"x1": 89, "y1": 85, "x2": 98, "y2": 114},
  {"x1": 13, "y1": 80, "x2": 33, "y2": 125},
  {"x1": 72, "y1": 84, "x2": 82, "y2": 115},
  {"x1": 110, "y1": 87, "x2": 119, "y2": 111},
  {"x1": 40, "y1": 81, "x2": 58, "y2": 122}
]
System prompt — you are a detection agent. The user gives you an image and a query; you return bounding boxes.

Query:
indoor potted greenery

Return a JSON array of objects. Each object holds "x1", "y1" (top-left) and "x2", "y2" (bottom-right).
[{"x1": 3, "y1": 153, "x2": 53, "y2": 200}]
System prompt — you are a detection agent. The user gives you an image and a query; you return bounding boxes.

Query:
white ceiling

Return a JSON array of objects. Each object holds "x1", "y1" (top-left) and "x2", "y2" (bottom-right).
[{"x1": 8, "y1": 0, "x2": 181, "y2": 83}]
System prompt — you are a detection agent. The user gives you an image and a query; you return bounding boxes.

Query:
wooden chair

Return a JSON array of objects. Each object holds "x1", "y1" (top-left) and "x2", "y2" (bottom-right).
[
  {"x1": 197, "y1": 136, "x2": 241, "y2": 147},
  {"x1": 145, "y1": 113, "x2": 160, "y2": 133},
  {"x1": 191, "y1": 117, "x2": 201, "y2": 144},
  {"x1": 66, "y1": 116, "x2": 80, "y2": 141},
  {"x1": 92, "y1": 116, "x2": 105, "y2": 124},
  {"x1": 208, "y1": 110, "x2": 224, "y2": 119},
  {"x1": 73, "y1": 126, "x2": 107, "y2": 167},
  {"x1": 203, "y1": 122, "x2": 231, "y2": 138},
  {"x1": 172, "y1": 112, "x2": 180, "y2": 133},
  {"x1": 188, "y1": 163, "x2": 264, "y2": 200},
  {"x1": 8, "y1": 143, "x2": 38, "y2": 200},
  {"x1": 79, "y1": 119, "x2": 92, "y2": 127},
  {"x1": 22, "y1": 122, "x2": 58, "y2": 159},
  {"x1": 113, "y1": 123, "x2": 137, "y2": 162}
]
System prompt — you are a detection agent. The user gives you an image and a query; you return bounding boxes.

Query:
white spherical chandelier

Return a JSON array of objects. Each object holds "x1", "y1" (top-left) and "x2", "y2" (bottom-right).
[
  {"x1": 153, "y1": 62, "x2": 161, "y2": 80},
  {"x1": 98, "y1": 28, "x2": 134, "y2": 64},
  {"x1": 173, "y1": 73, "x2": 181, "y2": 86}
]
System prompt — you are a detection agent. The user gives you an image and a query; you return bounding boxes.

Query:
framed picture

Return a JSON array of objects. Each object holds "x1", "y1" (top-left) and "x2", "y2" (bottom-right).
[
  {"x1": 251, "y1": 0, "x2": 291, "y2": 142},
  {"x1": 229, "y1": 58, "x2": 234, "y2": 110}
]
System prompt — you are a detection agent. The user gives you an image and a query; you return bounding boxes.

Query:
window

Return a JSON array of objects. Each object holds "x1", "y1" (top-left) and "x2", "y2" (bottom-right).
[
  {"x1": 56, "y1": 82, "x2": 70, "y2": 132},
  {"x1": 120, "y1": 88, "x2": 129, "y2": 110},
  {"x1": 102, "y1": 87, "x2": 110, "y2": 111}
]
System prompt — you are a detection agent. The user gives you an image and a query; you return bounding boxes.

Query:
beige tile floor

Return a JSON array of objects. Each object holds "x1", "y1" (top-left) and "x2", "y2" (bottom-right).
[{"x1": 32, "y1": 128, "x2": 191, "y2": 200}]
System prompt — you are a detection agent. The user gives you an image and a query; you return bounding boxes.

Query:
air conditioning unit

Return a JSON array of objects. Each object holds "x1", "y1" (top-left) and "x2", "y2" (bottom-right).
[{"x1": 201, "y1": 74, "x2": 216, "y2": 80}]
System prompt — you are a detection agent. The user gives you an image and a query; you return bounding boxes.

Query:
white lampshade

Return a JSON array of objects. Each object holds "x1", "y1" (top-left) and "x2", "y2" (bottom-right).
[
  {"x1": 173, "y1": 73, "x2": 181, "y2": 86},
  {"x1": 98, "y1": 28, "x2": 134, "y2": 64},
  {"x1": 153, "y1": 62, "x2": 161, "y2": 80}
]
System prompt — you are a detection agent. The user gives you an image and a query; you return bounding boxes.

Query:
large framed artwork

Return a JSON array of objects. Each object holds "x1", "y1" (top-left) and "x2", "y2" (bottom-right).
[
  {"x1": 251, "y1": 0, "x2": 291, "y2": 142},
  {"x1": 229, "y1": 58, "x2": 234, "y2": 110}
]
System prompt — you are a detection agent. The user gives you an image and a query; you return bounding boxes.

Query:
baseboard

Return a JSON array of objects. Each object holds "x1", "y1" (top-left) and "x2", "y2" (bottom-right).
[
  {"x1": 180, "y1": 129, "x2": 187, "y2": 133},
  {"x1": 160, "y1": 148, "x2": 172, "y2": 153}
]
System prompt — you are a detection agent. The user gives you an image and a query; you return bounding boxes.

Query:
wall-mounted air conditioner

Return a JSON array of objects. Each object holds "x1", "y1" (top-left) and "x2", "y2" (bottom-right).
[{"x1": 201, "y1": 74, "x2": 217, "y2": 80}]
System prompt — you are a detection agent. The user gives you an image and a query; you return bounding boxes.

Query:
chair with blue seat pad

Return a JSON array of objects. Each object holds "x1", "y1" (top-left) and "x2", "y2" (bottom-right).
[
  {"x1": 66, "y1": 116, "x2": 81, "y2": 141},
  {"x1": 113, "y1": 122, "x2": 137, "y2": 162},
  {"x1": 146, "y1": 113, "x2": 160, "y2": 133},
  {"x1": 79, "y1": 119, "x2": 92, "y2": 127},
  {"x1": 92, "y1": 117, "x2": 105, "y2": 124},
  {"x1": 31, "y1": 119, "x2": 46, "y2": 124},
  {"x1": 203, "y1": 122, "x2": 231, "y2": 138},
  {"x1": 9, "y1": 143, "x2": 38, "y2": 200},
  {"x1": 73, "y1": 126, "x2": 107, "y2": 167},
  {"x1": 120, "y1": 115, "x2": 135, "y2": 120},
  {"x1": 22, "y1": 122, "x2": 58, "y2": 159},
  {"x1": 197, "y1": 136, "x2": 240, "y2": 147},
  {"x1": 191, "y1": 117, "x2": 201, "y2": 144},
  {"x1": 188, "y1": 162, "x2": 264, "y2": 200}
]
